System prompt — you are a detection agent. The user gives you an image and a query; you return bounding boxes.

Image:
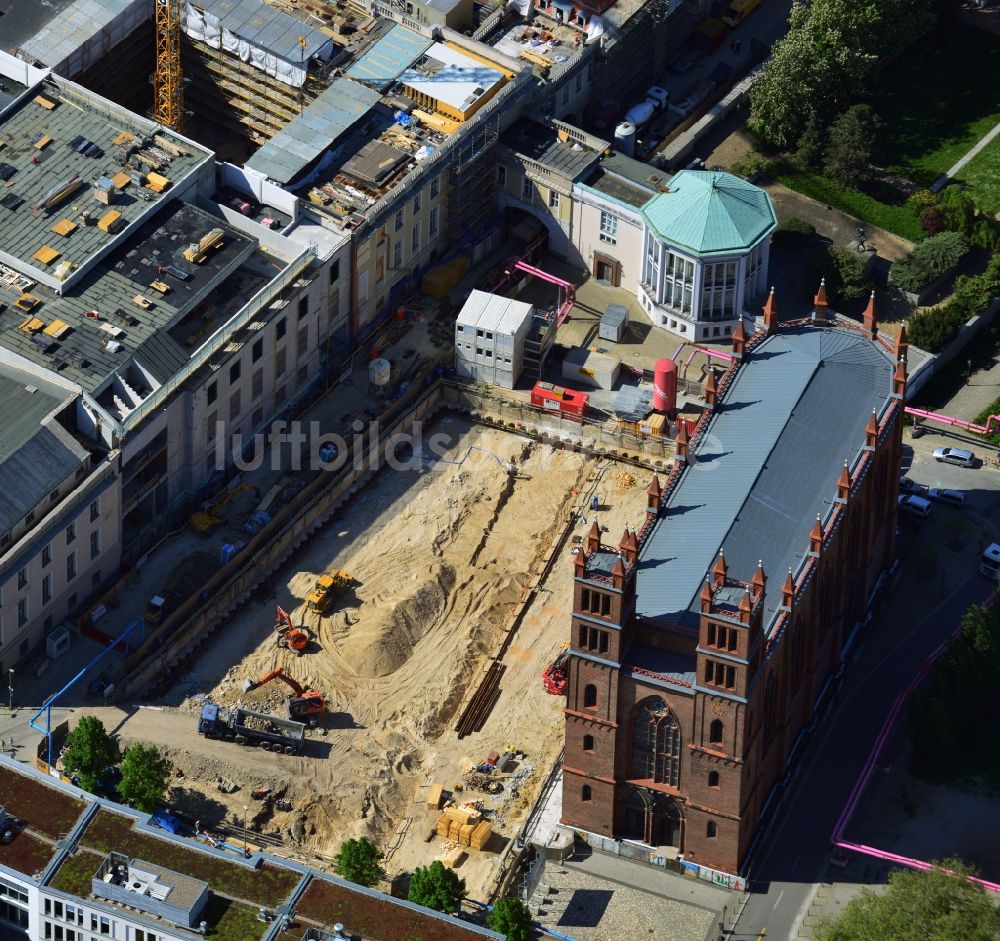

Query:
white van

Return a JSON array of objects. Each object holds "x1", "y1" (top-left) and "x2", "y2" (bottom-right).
[{"x1": 898, "y1": 494, "x2": 932, "y2": 518}]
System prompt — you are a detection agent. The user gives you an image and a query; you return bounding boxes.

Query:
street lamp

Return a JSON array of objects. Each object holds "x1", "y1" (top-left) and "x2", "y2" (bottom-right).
[
  {"x1": 243, "y1": 804, "x2": 249, "y2": 857},
  {"x1": 7, "y1": 669, "x2": 13, "y2": 713}
]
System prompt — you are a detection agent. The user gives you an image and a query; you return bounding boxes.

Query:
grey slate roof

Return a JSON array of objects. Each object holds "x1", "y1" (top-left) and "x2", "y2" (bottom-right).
[
  {"x1": 245, "y1": 78, "x2": 383, "y2": 184},
  {"x1": 345, "y1": 23, "x2": 433, "y2": 91},
  {"x1": 0, "y1": 369, "x2": 87, "y2": 533},
  {"x1": 635, "y1": 327, "x2": 893, "y2": 632}
]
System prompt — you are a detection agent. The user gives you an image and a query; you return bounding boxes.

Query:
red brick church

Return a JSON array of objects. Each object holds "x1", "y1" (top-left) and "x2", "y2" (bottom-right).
[{"x1": 560, "y1": 288, "x2": 906, "y2": 874}]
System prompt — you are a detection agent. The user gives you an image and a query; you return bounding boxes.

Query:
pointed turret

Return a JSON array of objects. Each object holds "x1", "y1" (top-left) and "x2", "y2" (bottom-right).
[
  {"x1": 763, "y1": 286, "x2": 778, "y2": 334},
  {"x1": 862, "y1": 290, "x2": 877, "y2": 338},
  {"x1": 712, "y1": 548, "x2": 728, "y2": 589}
]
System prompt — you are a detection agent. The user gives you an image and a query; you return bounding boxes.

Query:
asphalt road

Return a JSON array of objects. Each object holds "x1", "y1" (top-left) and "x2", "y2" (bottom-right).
[{"x1": 732, "y1": 436, "x2": 1000, "y2": 940}]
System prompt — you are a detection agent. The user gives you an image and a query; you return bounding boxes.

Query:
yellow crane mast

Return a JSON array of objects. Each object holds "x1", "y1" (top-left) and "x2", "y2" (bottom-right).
[{"x1": 153, "y1": 0, "x2": 185, "y2": 132}]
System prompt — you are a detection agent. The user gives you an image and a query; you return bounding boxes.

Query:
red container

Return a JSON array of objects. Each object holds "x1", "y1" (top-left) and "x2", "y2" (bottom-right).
[{"x1": 531, "y1": 381, "x2": 588, "y2": 422}]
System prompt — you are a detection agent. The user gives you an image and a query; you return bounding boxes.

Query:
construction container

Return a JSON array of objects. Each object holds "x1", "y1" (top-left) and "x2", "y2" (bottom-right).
[
  {"x1": 422, "y1": 256, "x2": 468, "y2": 299},
  {"x1": 599, "y1": 304, "x2": 629, "y2": 342},
  {"x1": 562, "y1": 347, "x2": 621, "y2": 390},
  {"x1": 427, "y1": 784, "x2": 444, "y2": 810},
  {"x1": 530, "y1": 381, "x2": 588, "y2": 421}
]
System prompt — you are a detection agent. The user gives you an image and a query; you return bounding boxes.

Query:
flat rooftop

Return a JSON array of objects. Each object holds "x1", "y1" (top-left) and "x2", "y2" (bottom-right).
[
  {"x1": 501, "y1": 119, "x2": 601, "y2": 180},
  {"x1": 635, "y1": 326, "x2": 894, "y2": 631},
  {"x1": 345, "y1": 22, "x2": 434, "y2": 91},
  {"x1": 0, "y1": 0, "x2": 79, "y2": 53},
  {"x1": 0, "y1": 75, "x2": 212, "y2": 290},
  {"x1": 399, "y1": 42, "x2": 506, "y2": 113},
  {"x1": 0, "y1": 367, "x2": 88, "y2": 533},
  {"x1": 581, "y1": 151, "x2": 668, "y2": 209},
  {"x1": 0, "y1": 201, "x2": 261, "y2": 399}
]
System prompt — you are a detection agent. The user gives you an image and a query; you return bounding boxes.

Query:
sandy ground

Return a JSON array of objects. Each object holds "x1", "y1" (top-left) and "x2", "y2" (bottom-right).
[{"x1": 82, "y1": 419, "x2": 653, "y2": 895}]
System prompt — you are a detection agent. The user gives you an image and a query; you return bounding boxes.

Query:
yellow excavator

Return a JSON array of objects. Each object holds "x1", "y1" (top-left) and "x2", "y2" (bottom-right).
[
  {"x1": 306, "y1": 570, "x2": 354, "y2": 613},
  {"x1": 190, "y1": 482, "x2": 255, "y2": 533}
]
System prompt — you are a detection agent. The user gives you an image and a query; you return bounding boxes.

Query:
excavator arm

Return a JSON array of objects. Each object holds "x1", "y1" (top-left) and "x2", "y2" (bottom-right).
[{"x1": 243, "y1": 667, "x2": 305, "y2": 697}]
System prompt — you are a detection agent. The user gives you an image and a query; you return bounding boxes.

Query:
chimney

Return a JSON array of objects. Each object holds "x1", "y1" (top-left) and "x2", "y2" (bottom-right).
[
  {"x1": 751, "y1": 559, "x2": 766, "y2": 600},
  {"x1": 712, "y1": 548, "x2": 728, "y2": 590},
  {"x1": 585, "y1": 520, "x2": 601, "y2": 554},
  {"x1": 865, "y1": 408, "x2": 878, "y2": 449},
  {"x1": 837, "y1": 461, "x2": 852, "y2": 500},
  {"x1": 762, "y1": 286, "x2": 778, "y2": 335},
  {"x1": 809, "y1": 514, "x2": 824, "y2": 554},
  {"x1": 813, "y1": 279, "x2": 830, "y2": 323},
  {"x1": 894, "y1": 322, "x2": 909, "y2": 365},
  {"x1": 781, "y1": 568, "x2": 795, "y2": 609},
  {"x1": 646, "y1": 475, "x2": 661, "y2": 516},
  {"x1": 862, "y1": 290, "x2": 877, "y2": 338},
  {"x1": 704, "y1": 369, "x2": 718, "y2": 409},
  {"x1": 732, "y1": 319, "x2": 746, "y2": 358},
  {"x1": 700, "y1": 577, "x2": 713, "y2": 613}
]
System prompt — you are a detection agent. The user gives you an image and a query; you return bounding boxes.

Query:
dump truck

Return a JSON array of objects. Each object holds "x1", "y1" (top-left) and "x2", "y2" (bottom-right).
[
  {"x1": 197, "y1": 704, "x2": 305, "y2": 755},
  {"x1": 241, "y1": 667, "x2": 325, "y2": 725},
  {"x1": 306, "y1": 570, "x2": 353, "y2": 613}
]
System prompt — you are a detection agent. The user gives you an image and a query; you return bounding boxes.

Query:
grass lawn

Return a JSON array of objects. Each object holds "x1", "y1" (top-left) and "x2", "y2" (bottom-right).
[
  {"x1": 955, "y1": 132, "x2": 1000, "y2": 217},
  {"x1": 0, "y1": 764, "x2": 88, "y2": 839},
  {"x1": 769, "y1": 161, "x2": 924, "y2": 242},
  {"x1": 293, "y1": 877, "x2": 486, "y2": 941},
  {"x1": 49, "y1": 849, "x2": 106, "y2": 896},
  {"x1": 871, "y1": 17, "x2": 1000, "y2": 186},
  {"x1": 80, "y1": 811, "x2": 300, "y2": 907}
]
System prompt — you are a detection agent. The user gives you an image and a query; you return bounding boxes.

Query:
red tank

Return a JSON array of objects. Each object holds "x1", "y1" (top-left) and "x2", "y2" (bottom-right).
[{"x1": 653, "y1": 359, "x2": 677, "y2": 414}]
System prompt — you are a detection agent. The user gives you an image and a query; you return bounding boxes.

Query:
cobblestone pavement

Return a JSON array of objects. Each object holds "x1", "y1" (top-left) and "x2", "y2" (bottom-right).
[{"x1": 533, "y1": 864, "x2": 717, "y2": 941}]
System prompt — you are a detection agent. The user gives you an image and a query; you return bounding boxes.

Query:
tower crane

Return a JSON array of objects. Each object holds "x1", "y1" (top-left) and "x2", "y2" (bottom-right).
[{"x1": 153, "y1": 0, "x2": 185, "y2": 132}]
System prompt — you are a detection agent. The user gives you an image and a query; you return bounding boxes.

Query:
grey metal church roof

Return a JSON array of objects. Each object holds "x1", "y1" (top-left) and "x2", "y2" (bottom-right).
[{"x1": 635, "y1": 327, "x2": 894, "y2": 632}]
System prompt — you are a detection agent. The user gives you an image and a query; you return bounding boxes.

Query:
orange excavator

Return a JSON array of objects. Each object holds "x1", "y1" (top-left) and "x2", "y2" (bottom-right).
[
  {"x1": 240, "y1": 666, "x2": 325, "y2": 724},
  {"x1": 274, "y1": 606, "x2": 309, "y2": 655}
]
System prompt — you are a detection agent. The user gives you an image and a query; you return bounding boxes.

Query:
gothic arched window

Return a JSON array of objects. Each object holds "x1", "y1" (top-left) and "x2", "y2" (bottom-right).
[{"x1": 630, "y1": 697, "x2": 680, "y2": 787}]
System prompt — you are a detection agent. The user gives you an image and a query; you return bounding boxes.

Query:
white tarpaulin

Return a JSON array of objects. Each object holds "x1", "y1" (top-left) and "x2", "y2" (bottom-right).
[{"x1": 586, "y1": 16, "x2": 606, "y2": 42}]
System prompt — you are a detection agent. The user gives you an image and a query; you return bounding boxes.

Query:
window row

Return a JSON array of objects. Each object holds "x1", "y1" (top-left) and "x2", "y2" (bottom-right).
[
  {"x1": 704, "y1": 659, "x2": 736, "y2": 690},
  {"x1": 579, "y1": 588, "x2": 612, "y2": 617},
  {"x1": 578, "y1": 624, "x2": 609, "y2": 654},
  {"x1": 705, "y1": 622, "x2": 738, "y2": 652}
]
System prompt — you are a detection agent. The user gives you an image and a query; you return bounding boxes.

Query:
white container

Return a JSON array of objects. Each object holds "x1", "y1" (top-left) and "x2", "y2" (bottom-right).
[
  {"x1": 369, "y1": 357, "x2": 391, "y2": 387},
  {"x1": 615, "y1": 121, "x2": 636, "y2": 156}
]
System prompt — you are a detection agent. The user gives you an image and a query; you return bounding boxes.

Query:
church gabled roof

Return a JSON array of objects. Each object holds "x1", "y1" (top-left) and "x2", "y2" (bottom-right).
[{"x1": 641, "y1": 170, "x2": 777, "y2": 257}]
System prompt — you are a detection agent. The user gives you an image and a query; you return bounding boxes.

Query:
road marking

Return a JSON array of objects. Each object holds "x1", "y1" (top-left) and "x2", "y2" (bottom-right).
[{"x1": 772, "y1": 890, "x2": 784, "y2": 910}]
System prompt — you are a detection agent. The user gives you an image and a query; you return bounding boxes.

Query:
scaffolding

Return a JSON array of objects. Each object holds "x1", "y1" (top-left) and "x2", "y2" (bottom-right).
[{"x1": 446, "y1": 113, "x2": 499, "y2": 249}]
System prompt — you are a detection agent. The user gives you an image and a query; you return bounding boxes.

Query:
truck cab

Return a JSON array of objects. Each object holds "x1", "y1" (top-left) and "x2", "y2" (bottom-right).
[
  {"x1": 722, "y1": 0, "x2": 761, "y2": 27},
  {"x1": 198, "y1": 703, "x2": 223, "y2": 735}
]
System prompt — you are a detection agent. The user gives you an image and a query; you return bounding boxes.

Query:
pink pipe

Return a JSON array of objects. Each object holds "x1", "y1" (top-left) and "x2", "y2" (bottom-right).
[
  {"x1": 904, "y1": 406, "x2": 1000, "y2": 436},
  {"x1": 831, "y1": 605, "x2": 999, "y2": 890}
]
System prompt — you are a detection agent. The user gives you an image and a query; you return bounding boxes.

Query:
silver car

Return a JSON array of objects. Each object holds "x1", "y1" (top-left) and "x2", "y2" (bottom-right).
[{"x1": 932, "y1": 447, "x2": 976, "y2": 468}]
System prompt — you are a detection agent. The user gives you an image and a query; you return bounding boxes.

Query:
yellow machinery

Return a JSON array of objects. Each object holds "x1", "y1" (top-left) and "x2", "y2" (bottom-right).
[
  {"x1": 153, "y1": 0, "x2": 184, "y2": 132},
  {"x1": 190, "y1": 483, "x2": 254, "y2": 533},
  {"x1": 144, "y1": 595, "x2": 169, "y2": 624},
  {"x1": 183, "y1": 229, "x2": 224, "y2": 264},
  {"x1": 306, "y1": 570, "x2": 354, "y2": 612}
]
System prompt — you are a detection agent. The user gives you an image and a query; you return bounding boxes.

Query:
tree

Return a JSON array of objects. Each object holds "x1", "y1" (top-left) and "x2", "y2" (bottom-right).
[
  {"x1": 829, "y1": 248, "x2": 872, "y2": 303},
  {"x1": 486, "y1": 898, "x2": 533, "y2": 941},
  {"x1": 794, "y1": 113, "x2": 825, "y2": 169},
  {"x1": 116, "y1": 743, "x2": 171, "y2": 813},
  {"x1": 62, "y1": 716, "x2": 119, "y2": 793},
  {"x1": 333, "y1": 837, "x2": 384, "y2": 888},
  {"x1": 815, "y1": 859, "x2": 1000, "y2": 941},
  {"x1": 407, "y1": 861, "x2": 466, "y2": 915},
  {"x1": 890, "y1": 231, "x2": 969, "y2": 294},
  {"x1": 823, "y1": 105, "x2": 880, "y2": 189},
  {"x1": 937, "y1": 185, "x2": 978, "y2": 237}
]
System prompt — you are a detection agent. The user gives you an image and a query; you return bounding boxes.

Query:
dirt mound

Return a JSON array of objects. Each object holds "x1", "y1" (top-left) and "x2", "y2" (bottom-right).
[{"x1": 341, "y1": 563, "x2": 456, "y2": 677}]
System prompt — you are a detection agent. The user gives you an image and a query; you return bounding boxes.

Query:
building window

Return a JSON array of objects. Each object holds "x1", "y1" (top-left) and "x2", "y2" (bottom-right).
[
  {"x1": 429, "y1": 205, "x2": 439, "y2": 237},
  {"x1": 599, "y1": 210, "x2": 618, "y2": 244},
  {"x1": 709, "y1": 718, "x2": 724, "y2": 745},
  {"x1": 252, "y1": 338, "x2": 263, "y2": 363},
  {"x1": 395, "y1": 209, "x2": 404, "y2": 232},
  {"x1": 581, "y1": 785, "x2": 592, "y2": 802},
  {"x1": 276, "y1": 317, "x2": 286, "y2": 341},
  {"x1": 229, "y1": 360, "x2": 241, "y2": 384},
  {"x1": 707, "y1": 821, "x2": 717, "y2": 838},
  {"x1": 230, "y1": 389, "x2": 242, "y2": 419},
  {"x1": 578, "y1": 623, "x2": 610, "y2": 654},
  {"x1": 330, "y1": 259, "x2": 340, "y2": 283},
  {"x1": 708, "y1": 770, "x2": 720, "y2": 787},
  {"x1": 90, "y1": 498, "x2": 100, "y2": 522},
  {"x1": 298, "y1": 296, "x2": 309, "y2": 321},
  {"x1": 498, "y1": 166, "x2": 507, "y2": 188},
  {"x1": 548, "y1": 189, "x2": 560, "y2": 209},
  {"x1": 66, "y1": 522, "x2": 75, "y2": 545},
  {"x1": 707, "y1": 623, "x2": 738, "y2": 652},
  {"x1": 90, "y1": 531, "x2": 100, "y2": 560},
  {"x1": 411, "y1": 224, "x2": 420, "y2": 255},
  {"x1": 430, "y1": 175, "x2": 439, "y2": 199},
  {"x1": 298, "y1": 364, "x2": 309, "y2": 385},
  {"x1": 393, "y1": 240, "x2": 403, "y2": 268},
  {"x1": 521, "y1": 176, "x2": 533, "y2": 202},
  {"x1": 580, "y1": 588, "x2": 612, "y2": 617},
  {"x1": 276, "y1": 347, "x2": 287, "y2": 378},
  {"x1": 42, "y1": 544, "x2": 53, "y2": 567},
  {"x1": 251, "y1": 407, "x2": 263, "y2": 430},
  {"x1": 67, "y1": 553, "x2": 76, "y2": 582},
  {"x1": 583, "y1": 683, "x2": 598, "y2": 709},
  {"x1": 0, "y1": 874, "x2": 29, "y2": 929},
  {"x1": 583, "y1": 734, "x2": 594, "y2": 751},
  {"x1": 207, "y1": 380, "x2": 217, "y2": 405},
  {"x1": 630, "y1": 698, "x2": 680, "y2": 786},
  {"x1": 17, "y1": 598, "x2": 27, "y2": 628},
  {"x1": 413, "y1": 192, "x2": 421, "y2": 214},
  {"x1": 17, "y1": 568, "x2": 26, "y2": 590},
  {"x1": 252, "y1": 370, "x2": 263, "y2": 401},
  {"x1": 42, "y1": 575, "x2": 51, "y2": 604},
  {"x1": 704, "y1": 660, "x2": 736, "y2": 690}
]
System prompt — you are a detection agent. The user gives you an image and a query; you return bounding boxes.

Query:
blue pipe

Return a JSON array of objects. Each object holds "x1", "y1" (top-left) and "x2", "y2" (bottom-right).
[{"x1": 29, "y1": 618, "x2": 145, "y2": 769}]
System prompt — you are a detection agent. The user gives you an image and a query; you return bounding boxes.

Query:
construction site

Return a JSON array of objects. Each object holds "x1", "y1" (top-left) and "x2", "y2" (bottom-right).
[{"x1": 80, "y1": 419, "x2": 652, "y2": 895}]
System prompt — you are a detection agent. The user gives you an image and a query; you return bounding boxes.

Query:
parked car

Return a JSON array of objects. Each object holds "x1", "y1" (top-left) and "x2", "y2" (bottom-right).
[
  {"x1": 932, "y1": 446, "x2": 976, "y2": 467},
  {"x1": 899, "y1": 475, "x2": 927, "y2": 494},
  {"x1": 927, "y1": 487, "x2": 966, "y2": 507},
  {"x1": 898, "y1": 494, "x2": 932, "y2": 518}
]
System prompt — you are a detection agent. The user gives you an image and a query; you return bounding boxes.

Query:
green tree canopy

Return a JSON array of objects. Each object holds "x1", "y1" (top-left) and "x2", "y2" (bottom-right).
[
  {"x1": 823, "y1": 105, "x2": 880, "y2": 189},
  {"x1": 750, "y1": 0, "x2": 935, "y2": 149},
  {"x1": 407, "y1": 861, "x2": 466, "y2": 915},
  {"x1": 890, "y1": 231, "x2": 969, "y2": 294},
  {"x1": 116, "y1": 743, "x2": 171, "y2": 813},
  {"x1": 333, "y1": 837, "x2": 384, "y2": 888},
  {"x1": 815, "y1": 860, "x2": 1000, "y2": 941},
  {"x1": 62, "y1": 716, "x2": 119, "y2": 793},
  {"x1": 486, "y1": 897, "x2": 533, "y2": 941}
]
